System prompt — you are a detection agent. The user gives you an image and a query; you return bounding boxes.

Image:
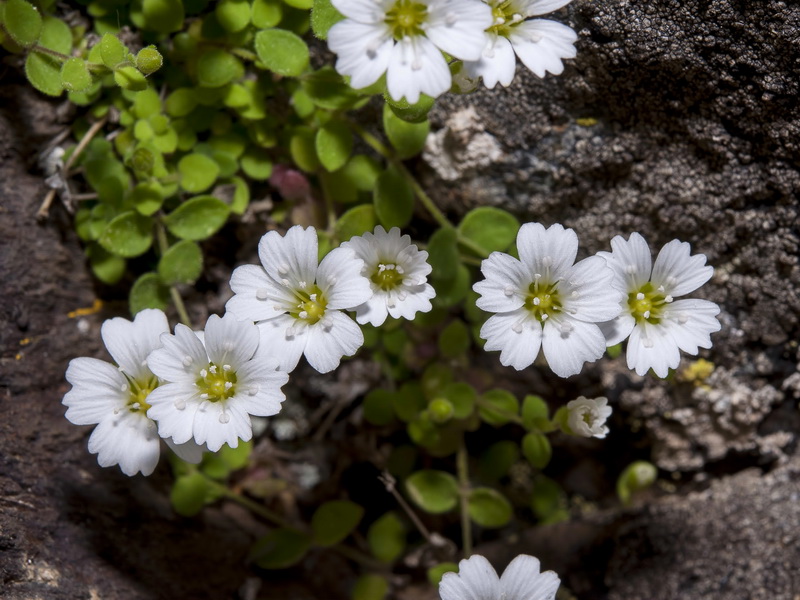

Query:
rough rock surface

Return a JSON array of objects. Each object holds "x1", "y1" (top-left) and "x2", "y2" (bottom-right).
[{"x1": 425, "y1": 0, "x2": 800, "y2": 473}]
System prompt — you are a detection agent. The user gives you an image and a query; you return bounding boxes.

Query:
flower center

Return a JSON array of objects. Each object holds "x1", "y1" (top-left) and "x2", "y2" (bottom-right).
[
  {"x1": 290, "y1": 284, "x2": 328, "y2": 324},
  {"x1": 126, "y1": 375, "x2": 158, "y2": 414},
  {"x1": 524, "y1": 276, "x2": 562, "y2": 322},
  {"x1": 487, "y1": 0, "x2": 524, "y2": 36},
  {"x1": 385, "y1": 0, "x2": 428, "y2": 39},
  {"x1": 627, "y1": 282, "x2": 673, "y2": 324},
  {"x1": 581, "y1": 409, "x2": 596, "y2": 427},
  {"x1": 196, "y1": 363, "x2": 237, "y2": 402},
  {"x1": 370, "y1": 262, "x2": 405, "y2": 291}
]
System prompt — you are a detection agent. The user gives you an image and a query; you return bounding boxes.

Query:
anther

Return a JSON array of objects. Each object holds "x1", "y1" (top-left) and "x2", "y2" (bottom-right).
[
  {"x1": 445, "y1": 11, "x2": 456, "y2": 26},
  {"x1": 200, "y1": 368, "x2": 208, "y2": 378},
  {"x1": 200, "y1": 393, "x2": 209, "y2": 400},
  {"x1": 248, "y1": 385, "x2": 259, "y2": 396},
  {"x1": 219, "y1": 412, "x2": 231, "y2": 424},
  {"x1": 299, "y1": 310, "x2": 308, "y2": 319},
  {"x1": 643, "y1": 337, "x2": 654, "y2": 348},
  {"x1": 643, "y1": 310, "x2": 651, "y2": 319},
  {"x1": 637, "y1": 292, "x2": 645, "y2": 300},
  {"x1": 541, "y1": 314, "x2": 549, "y2": 321},
  {"x1": 542, "y1": 256, "x2": 553, "y2": 267},
  {"x1": 310, "y1": 293, "x2": 317, "y2": 301},
  {"x1": 657, "y1": 285, "x2": 666, "y2": 292},
  {"x1": 298, "y1": 280, "x2": 307, "y2": 289},
  {"x1": 534, "y1": 273, "x2": 542, "y2": 280},
  {"x1": 174, "y1": 400, "x2": 186, "y2": 410},
  {"x1": 504, "y1": 286, "x2": 515, "y2": 297},
  {"x1": 398, "y1": 291, "x2": 407, "y2": 301},
  {"x1": 677, "y1": 314, "x2": 688, "y2": 324},
  {"x1": 224, "y1": 381, "x2": 233, "y2": 390},
  {"x1": 256, "y1": 288, "x2": 269, "y2": 301},
  {"x1": 396, "y1": 266, "x2": 404, "y2": 274},
  {"x1": 223, "y1": 364, "x2": 231, "y2": 371},
  {"x1": 120, "y1": 384, "x2": 128, "y2": 392},
  {"x1": 278, "y1": 264, "x2": 289, "y2": 275},
  {"x1": 209, "y1": 365, "x2": 217, "y2": 374},
  {"x1": 625, "y1": 265, "x2": 636, "y2": 274},
  {"x1": 183, "y1": 356, "x2": 193, "y2": 367},
  {"x1": 131, "y1": 402, "x2": 141, "y2": 410},
  {"x1": 560, "y1": 322, "x2": 573, "y2": 334},
  {"x1": 533, "y1": 297, "x2": 541, "y2": 306},
  {"x1": 665, "y1": 295, "x2": 674, "y2": 303},
  {"x1": 512, "y1": 322, "x2": 523, "y2": 333}
]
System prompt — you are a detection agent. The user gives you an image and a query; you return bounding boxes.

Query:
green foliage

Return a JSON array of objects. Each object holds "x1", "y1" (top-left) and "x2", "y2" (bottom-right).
[
  {"x1": 467, "y1": 487, "x2": 512, "y2": 528},
  {"x1": 129, "y1": 272, "x2": 170, "y2": 314},
  {"x1": 382, "y1": 103, "x2": 430, "y2": 159},
  {"x1": 478, "y1": 389, "x2": 519, "y2": 427},
  {"x1": 367, "y1": 512, "x2": 406, "y2": 563},
  {"x1": 438, "y1": 319, "x2": 470, "y2": 358},
  {"x1": 255, "y1": 29, "x2": 309, "y2": 76},
  {"x1": 311, "y1": 500, "x2": 364, "y2": 546},
  {"x1": 363, "y1": 389, "x2": 396, "y2": 426},
  {"x1": 162, "y1": 196, "x2": 231, "y2": 240},
  {"x1": 405, "y1": 470, "x2": 459, "y2": 514},
  {"x1": 4, "y1": 0, "x2": 41, "y2": 47},
  {"x1": 352, "y1": 574, "x2": 389, "y2": 600},
  {"x1": 60, "y1": 58, "x2": 92, "y2": 93},
  {"x1": 310, "y1": 0, "x2": 342, "y2": 40},
  {"x1": 458, "y1": 207, "x2": 520, "y2": 256},
  {"x1": 373, "y1": 166, "x2": 413, "y2": 230},
  {"x1": 336, "y1": 204, "x2": 376, "y2": 242},
  {"x1": 522, "y1": 432, "x2": 552, "y2": 469},
  {"x1": 522, "y1": 395, "x2": 551, "y2": 432},
  {"x1": 316, "y1": 119, "x2": 353, "y2": 172},
  {"x1": 201, "y1": 441, "x2": 252, "y2": 479},
  {"x1": 617, "y1": 461, "x2": 658, "y2": 506},
  {"x1": 179, "y1": 153, "x2": 220, "y2": 192},
  {"x1": 158, "y1": 240, "x2": 203, "y2": 285},
  {"x1": 171, "y1": 471, "x2": 213, "y2": 516},
  {"x1": 99, "y1": 211, "x2": 153, "y2": 257},
  {"x1": 250, "y1": 528, "x2": 312, "y2": 569},
  {"x1": 427, "y1": 563, "x2": 458, "y2": 586},
  {"x1": 24, "y1": 17, "x2": 71, "y2": 96}
]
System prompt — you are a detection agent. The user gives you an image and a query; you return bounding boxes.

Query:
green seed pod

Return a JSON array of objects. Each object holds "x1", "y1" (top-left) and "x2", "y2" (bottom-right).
[
  {"x1": 428, "y1": 398, "x2": 454, "y2": 424},
  {"x1": 135, "y1": 46, "x2": 163, "y2": 76}
]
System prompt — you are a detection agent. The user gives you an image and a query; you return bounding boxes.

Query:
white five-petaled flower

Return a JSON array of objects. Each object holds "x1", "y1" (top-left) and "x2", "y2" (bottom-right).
[
  {"x1": 473, "y1": 222, "x2": 623, "y2": 378},
  {"x1": 440, "y1": 554, "x2": 560, "y2": 600},
  {"x1": 341, "y1": 225, "x2": 436, "y2": 326},
  {"x1": 464, "y1": 0, "x2": 578, "y2": 89},
  {"x1": 146, "y1": 313, "x2": 289, "y2": 452},
  {"x1": 226, "y1": 225, "x2": 373, "y2": 374},
  {"x1": 328, "y1": 0, "x2": 493, "y2": 103},
  {"x1": 566, "y1": 395, "x2": 612, "y2": 439},
  {"x1": 62, "y1": 309, "x2": 204, "y2": 476},
  {"x1": 597, "y1": 233, "x2": 721, "y2": 378}
]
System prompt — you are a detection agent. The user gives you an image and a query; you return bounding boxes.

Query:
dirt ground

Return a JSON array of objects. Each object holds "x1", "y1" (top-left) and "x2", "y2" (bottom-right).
[{"x1": 2, "y1": 0, "x2": 800, "y2": 598}]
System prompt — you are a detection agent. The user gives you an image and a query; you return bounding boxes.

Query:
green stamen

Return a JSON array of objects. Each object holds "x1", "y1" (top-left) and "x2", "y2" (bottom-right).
[
  {"x1": 487, "y1": 0, "x2": 524, "y2": 37},
  {"x1": 627, "y1": 282, "x2": 672, "y2": 324},
  {"x1": 196, "y1": 363, "x2": 238, "y2": 402},
  {"x1": 385, "y1": 0, "x2": 429, "y2": 40},
  {"x1": 126, "y1": 375, "x2": 158, "y2": 414},
  {"x1": 289, "y1": 284, "x2": 327, "y2": 324},
  {"x1": 370, "y1": 263, "x2": 404, "y2": 291},
  {"x1": 524, "y1": 278, "x2": 562, "y2": 322}
]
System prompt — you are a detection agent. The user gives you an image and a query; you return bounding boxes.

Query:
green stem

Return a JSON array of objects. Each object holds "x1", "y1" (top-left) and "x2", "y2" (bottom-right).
[
  {"x1": 30, "y1": 44, "x2": 71, "y2": 61},
  {"x1": 156, "y1": 222, "x2": 192, "y2": 327},
  {"x1": 457, "y1": 440, "x2": 472, "y2": 557}
]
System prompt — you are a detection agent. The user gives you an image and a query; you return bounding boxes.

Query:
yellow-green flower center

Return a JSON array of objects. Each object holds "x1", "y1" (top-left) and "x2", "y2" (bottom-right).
[
  {"x1": 385, "y1": 0, "x2": 428, "y2": 39},
  {"x1": 196, "y1": 363, "x2": 238, "y2": 402},
  {"x1": 126, "y1": 375, "x2": 158, "y2": 414},
  {"x1": 524, "y1": 277, "x2": 562, "y2": 322},
  {"x1": 627, "y1": 282, "x2": 672, "y2": 324},
  {"x1": 370, "y1": 263, "x2": 405, "y2": 291},
  {"x1": 289, "y1": 284, "x2": 327, "y2": 324},
  {"x1": 487, "y1": 0, "x2": 524, "y2": 37}
]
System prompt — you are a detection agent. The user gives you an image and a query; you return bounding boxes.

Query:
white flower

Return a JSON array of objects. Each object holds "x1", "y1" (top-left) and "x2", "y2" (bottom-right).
[
  {"x1": 473, "y1": 222, "x2": 623, "y2": 377},
  {"x1": 440, "y1": 554, "x2": 560, "y2": 600},
  {"x1": 464, "y1": 0, "x2": 578, "y2": 89},
  {"x1": 566, "y1": 395, "x2": 611, "y2": 438},
  {"x1": 597, "y1": 233, "x2": 721, "y2": 378},
  {"x1": 146, "y1": 313, "x2": 288, "y2": 452},
  {"x1": 62, "y1": 309, "x2": 203, "y2": 476},
  {"x1": 226, "y1": 225, "x2": 373, "y2": 374},
  {"x1": 341, "y1": 225, "x2": 436, "y2": 326},
  {"x1": 328, "y1": 0, "x2": 492, "y2": 103}
]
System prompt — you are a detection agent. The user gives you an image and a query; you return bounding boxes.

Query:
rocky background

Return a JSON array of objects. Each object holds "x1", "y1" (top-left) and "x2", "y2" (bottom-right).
[{"x1": 1, "y1": 0, "x2": 799, "y2": 598}]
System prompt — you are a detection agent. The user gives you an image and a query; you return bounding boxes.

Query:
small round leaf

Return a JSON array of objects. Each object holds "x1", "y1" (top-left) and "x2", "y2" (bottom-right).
[
  {"x1": 405, "y1": 470, "x2": 458, "y2": 514},
  {"x1": 99, "y1": 33, "x2": 127, "y2": 69},
  {"x1": 467, "y1": 487, "x2": 512, "y2": 528},
  {"x1": 61, "y1": 57, "x2": 92, "y2": 92},
  {"x1": 478, "y1": 389, "x2": 519, "y2": 427},
  {"x1": 178, "y1": 153, "x2": 220, "y2": 193},
  {"x1": 310, "y1": 0, "x2": 344, "y2": 40},
  {"x1": 353, "y1": 574, "x2": 389, "y2": 600},
  {"x1": 254, "y1": 28, "x2": 309, "y2": 77},
  {"x1": 373, "y1": 166, "x2": 413, "y2": 229},
  {"x1": 162, "y1": 195, "x2": 230, "y2": 241},
  {"x1": 457, "y1": 207, "x2": 520, "y2": 256},
  {"x1": 136, "y1": 45, "x2": 163, "y2": 75},
  {"x1": 250, "y1": 529, "x2": 311, "y2": 569},
  {"x1": 158, "y1": 240, "x2": 203, "y2": 285},
  {"x1": 4, "y1": 0, "x2": 42, "y2": 47},
  {"x1": 171, "y1": 471, "x2": 211, "y2": 516},
  {"x1": 382, "y1": 103, "x2": 429, "y2": 159},
  {"x1": 335, "y1": 204, "x2": 376, "y2": 242},
  {"x1": 129, "y1": 272, "x2": 170, "y2": 315},
  {"x1": 315, "y1": 119, "x2": 353, "y2": 172},
  {"x1": 367, "y1": 512, "x2": 406, "y2": 563},
  {"x1": 311, "y1": 500, "x2": 364, "y2": 547},
  {"x1": 522, "y1": 432, "x2": 552, "y2": 470},
  {"x1": 99, "y1": 211, "x2": 153, "y2": 257}
]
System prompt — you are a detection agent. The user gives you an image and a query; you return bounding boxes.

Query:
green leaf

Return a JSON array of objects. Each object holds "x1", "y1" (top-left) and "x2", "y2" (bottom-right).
[
  {"x1": 289, "y1": 128, "x2": 320, "y2": 172},
  {"x1": 373, "y1": 166, "x2": 413, "y2": 229},
  {"x1": 136, "y1": 45, "x2": 163, "y2": 75},
  {"x1": 301, "y1": 67, "x2": 361, "y2": 110},
  {"x1": 438, "y1": 319, "x2": 470, "y2": 359},
  {"x1": 61, "y1": 57, "x2": 92, "y2": 92},
  {"x1": 405, "y1": 470, "x2": 458, "y2": 514},
  {"x1": 88, "y1": 244, "x2": 126, "y2": 285},
  {"x1": 171, "y1": 471, "x2": 211, "y2": 516},
  {"x1": 382, "y1": 103, "x2": 429, "y2": 159},
  {"x1": 129, "y1": 272, "x2": 170, "y2": 314},
  {"x1": 441, "y1": 382, "x2": 476, "y2": 420},
  {"x1": 163, "y1": 196, "x2": 231, "y2": 241},
  {"x1": 201, "y1": 440, "x2": 252, "y2": 479},
  {"x1": 254, "y1": 29, "x2": 309, "y2": 77},
  {"x1": 392, "y1": 381, "x2": 426, "y2": 422},
  {"x1": 467, "y1": 488, "x2": 512, "y2": 528},
  {"x1": 158, "y1": 240, "x2": 203, "y2": 285},
  {"x1": 165, "y1": 88, "x2": 198, "y2": 117},
  {"x1": 432, "y1": 264, "x2": 469, "y2": 308},
  {"x1": 522, "y1": 432, "x2": 552, "y2": 469},
  {"x1": 427, "y1": 398, "x2": 453, "y2": 424},
  {"x1": 531, "y1": 475, "x2": 567, "y2": 523},
  {"x1": 421, "y1": 363, "x2": 453, "y2": 398},
  {"x1": 98, "y1": 211, "x2": 153, "y2": 257},
  {"x1": 522, "y1": 395, "x2": 551, "y2": 431},
  {"x1": 141, "y1": 0, "x2": 185, "y2": 34},
  {"x1": 311, "y1": 500, "x2": 364, "y2": 547},
  {"x1": 617, "y1": 461, "x2": 658, "y2": 506},
  {"x1": 284, "y1": 0, "x2": 313, "y2": 9},
  {"x1": 426, "y1": 227, "x2": 459, "y2": 284},
  {"x1": 343, "y1": 154, "x2": 381, "y2": 192},
  {"x1": 114, "y1": 66, "x2": 148, "y2": 91},
  {"x1": 427, "y1": 563, "x2": 458, "y2": 586},
  {"x1": 215, "y1": 0, "x2": 251, "y2": 32},
  {"x1": 130, "y1": 182, "x2": 164, "y2": 216},
  {"x1": 99, "y1": 33, "x2": 127, "y2": 69},
  {"x1": 363, "y1": 389, "x2": 396, "y2": 426},
  {"x1": 335, "y1": 204, "x2": 376, "y2": 242},
  {"x1": 316, "y1": 119, "x2": 353, "y2": 172},
  {"x1": 367, "y1": 512, "x2": 406, "y2": 563},
  {"x1": 352, "y1": 574, "x2": 388, "y2": 600},
  {"x1": 251, "y1": 0, "x2": 282, "y2": 28},
  {"x1": 458, "y1": 207, "x2": 520, "y2": 256},
  {"x1": 178, "y1": 153, "x2": 220, "y2": 193},
  {"x1": 24, "y1": 17, "x2": 71, "y2": 97},
  {"x1": 479, "y1": 441, "x2": 519, "y2": 481},
  {"x1": 240, "y1": 147, "x2": 273, "y2": 180},
  {"x1": 197, "y1": 48, "x2": 242, "y2": 88},
  {"x1": 311, "y1": 0, "x2": 344, "y2": 40},
  {"x1": 5, "y1": 0, "x2": 42, "y2": 47},
  {"x1": 133, "y1": 88, "x2": 161, "y2": 119},
  {"x1": 227, "y1": 175, "x2": 251, "y2": 214},
  {"x1": 478, "y1": 389, "x2": 519, "y2": 427},
  {"x1": 386, "y1": 94, "x2": 435, "y2": 124},
  {"x1": 250, "y1": 529, "x2": 311, "y2": 569}
]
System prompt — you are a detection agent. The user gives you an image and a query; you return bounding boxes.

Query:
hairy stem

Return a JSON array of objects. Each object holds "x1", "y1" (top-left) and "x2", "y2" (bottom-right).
[{"x1": 156, "y1": 223, "x2": 192, "y2": 327}]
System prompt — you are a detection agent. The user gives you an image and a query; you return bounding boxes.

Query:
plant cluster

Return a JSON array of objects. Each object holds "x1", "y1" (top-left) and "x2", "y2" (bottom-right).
[{"x1": 3, "y1": 0, "x2": 721, "y2": 597}]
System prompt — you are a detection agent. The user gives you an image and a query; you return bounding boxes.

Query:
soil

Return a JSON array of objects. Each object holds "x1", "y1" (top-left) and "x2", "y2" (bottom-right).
[{"x1": 2, "y1": 0, "x2": 799, "y2": 598}]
